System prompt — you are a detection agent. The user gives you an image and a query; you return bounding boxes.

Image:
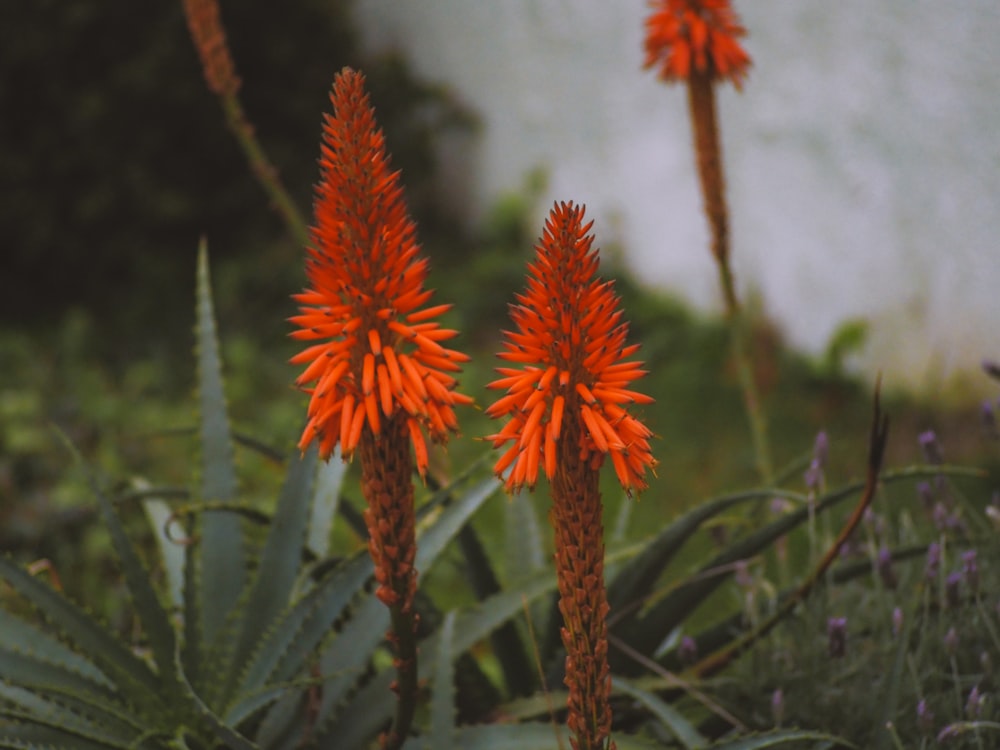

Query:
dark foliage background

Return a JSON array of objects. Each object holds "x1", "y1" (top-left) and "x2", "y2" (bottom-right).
[{"x1": 0, "y1": 0, "x2": 473, "y2": 362}]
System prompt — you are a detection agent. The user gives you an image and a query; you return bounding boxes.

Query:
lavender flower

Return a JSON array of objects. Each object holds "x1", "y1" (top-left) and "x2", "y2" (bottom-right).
[
  {"x1": 945, "y1": 571, "x2": 962, "y2": 608},
  {"x1": 892, "y1": 607, "x2": 904, "y2": 638},
  {"x1": 678, "y1": 636, "x2": 698, "y2": 666},
  {"x1": 877, "y1": 547, "x2": 897, "y2": 589},
  {"x1": 965, "y1": 685, "x2": 983, "y2": 718},
  {"x1": 944, "y1": 627, "x2": 959, "y2": 656},
  {"x1": 803, "y1": 430, "x2": 829, "y2": 490},
  {"x1": 962, "y1": 549, "x2": 979, "y2": 593},
  {"x1": 771, "y1": 688, "x2": 784, "y2": 727},
  {"x1": 925, "y1": 542, "x2": 941, "y2": 582},
  {"x1": 981, "y1": 400, "x2": 998, "y2": 438},
  {"x1": 916, "y1": 480, "x2": 935, "y2": 510},
  {"x1": 827, "y1": 616, "x2": 847, "y2": 658},
  {"x1": 919, "y1": 430, "x2": 943, "y2": 464},
  {"x1": 917, "y1": 699, "x2": 934, "y2": 736}
]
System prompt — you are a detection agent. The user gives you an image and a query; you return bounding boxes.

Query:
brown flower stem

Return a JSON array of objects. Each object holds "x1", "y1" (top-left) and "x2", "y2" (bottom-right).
[
  {"x1": 219, "y1": 93, "x2": 311, "y2": 249},
  {"x1": 182, "y1": 0, "x2": 310, "y2": 247},
  {"x1": 687, "y1": 69, "x2": 773, "y2": 483},
  {"x1": 550, "y1": 421, "x2": 615, "y2": 750},
  {"x1": 359, "y1": 415, "x2": 420, "y2": 750}
]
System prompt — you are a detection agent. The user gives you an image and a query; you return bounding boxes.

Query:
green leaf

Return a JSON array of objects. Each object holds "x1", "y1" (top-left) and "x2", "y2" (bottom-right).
[
  {"x1": 315, "y1": 474, "x2": 504, "y2": 747},
  {"x1": 222, "y1": 443, "x2": 318, "y2": 699},
  {"x1": 0, "y1": 557, "x2": 159, "y2": 698},
  {"x1": 607, "y1": 488, "x2": 777, "y2": 627},
  {"x1": 399, "y1": 722, "x2": 659, "y2": 750},
  {"x1": 194, "y1": 240, "x2": 246, "y2": 648},
  {"x1": 708, "y1": 730, "x2": 856, "y2": 749},
  {"x1": 83, "y1": 467, "x2": 178, "y2": 689},
  {"x1": 615, "y1": 481, "x2": 866, "y2": 670},
  {"x1": 307, "y1": 446, "x2": 347, "y2": 559},
  {"x1": 613, "y1": 677, "x2": 707, "y2": 749},
  {"x1": 141, "y1": 493, "x2": 186, "y2": 612},
  {"x1": 0, "y1": 609, "x2": 113, "y2": 689},
  {"x1": 229, "y1": 550, "x2": 373, "y2": 714},
  {"x1": 428, "y1": 611, "x2": 457, "y2": 750},
  {"x1": 503, "y1": 491, "x2": 545, "y2": 585}
]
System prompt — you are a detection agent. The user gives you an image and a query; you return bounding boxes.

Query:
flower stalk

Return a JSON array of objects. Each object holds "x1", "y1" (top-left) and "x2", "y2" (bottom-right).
[
  {"x1": 291, "y1": 68, "x2": 470, "y2": 749},
  {"x1": 644, "y1": 0, "x2": 772, "y2": 481},
  {"x1": 181, "y1": 0, "x2": 310, "y2": 247},
  {"x1": 488, "y1": 202, "x2": 656, "y2": 750}
]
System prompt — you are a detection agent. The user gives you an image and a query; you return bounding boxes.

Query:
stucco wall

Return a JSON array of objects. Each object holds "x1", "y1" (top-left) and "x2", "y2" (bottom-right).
[{"x1": 353, "y1": 1, "x2": 1000, "y2": 396}]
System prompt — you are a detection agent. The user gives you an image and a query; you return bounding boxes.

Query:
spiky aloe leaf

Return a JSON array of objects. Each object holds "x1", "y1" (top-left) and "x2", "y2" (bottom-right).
[
  {"x1": 193, "y1": 241, "x2": 246, "y2": 653},
  {"x1": 79, "y1": 464, "x2": 179, "y2": 690},
  {"x1": 707, "y1": 730, "x2": 856, "y2": 749},
  {"x1": 307, "y1": 474, "x2": 505, "y2": 746},
  {"x1": 397, "y1": 722, "x2": 659, "y2": 750},
  {"x1": 0, "y1": 610, "x2": 112, "y2": 689},
  {"x1": 0, "y1": 685, "x2": 138, "y2": 750},
  {"x1": 0, "y1": 558, "x2": 159, "y2": 698},
  {"x1": 607, "y1": 488, "x2": 779, "y2": 625},
  {"x1": 307, "y1": 446, "x2": 346, "y2": 559},
  {"x1": 141, "y1": 490, "x2": 185, "y2": 611},
  {"x1": 428, "y1": 611, "x2": 458, "y2": 750},
  {"x1": 221, "y1": 443, "x2": 318, "y2": 700},
  {"x1": 0, "y1": 674, "x2": 142, "y2": 745},
  {"x1": 228, "y1": 549, "x2": 373, "y2": 720},
  {"x1": 613, "y1": 677, "x2": 707, "y2": 749},
  {"x1": 612, "y1": 480, "x2": 870, "y2": 672}
]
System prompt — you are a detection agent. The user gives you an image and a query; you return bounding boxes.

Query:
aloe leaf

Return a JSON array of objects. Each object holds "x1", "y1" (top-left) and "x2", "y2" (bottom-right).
[
  {"x1": 222, "y1": 443, "x2": 318, "y2": 699},
  {"x1": 0, "y1": 647, "x2": 121, "y2": 709},
  {"x1": 458, "y1": 522, "x2": 534, "y2": 698},
  {"x1": 307, "y1": 446, "x2": 346, "y2": 559},
  {"x1": 614, "y1": 481, "x2": 869, "y2": 670},
  {"x1": 707, "y1": 730, "x2": 856, "y2": 749},
  {"x1": 428, "y1": 611, "x2": 458, "y2": 750},
  {"x1": 330, "y1": 564, "x2": 560, "y2": 748},
  {"x1": 503, "y1": 491, "x2": 545, "y2": 584},
  {"x1": 0, "y1": 688, "x2": 135, "y2": 750},
  {"x1": 79, "y1": 465, "x2": 179, "y2": 689},
  {"x1": 398, "y1": 722, "x2": 659, "y2": 750},
  {"x1": 176, "y1": 660, "x2": 260, "y2": 750},
  {"x1": 141, "y1": 490, "x2": 186, "y2": 611},
  {"x1": 314, "y1": 475, "x2": 505, "y2": 746},
  {"x1": 0, "y1": 715, "x2": 132, "y2": 750},
  {"x1": 607, "y1": 488, "x2": 778, "y2": 625},
  {"x1": 194, "y1": 241, "x2": 246, "y2": 647},
  {"x1": 0, "y1": 674, "x2": 143, "y2": 744},
  {"x1": 0, "y1": 557, "x2": 159, "y2": 697},
  {"x1": 230, "y1": 550, "x2": 373, "y2": 710},
  {"x1": 0, "y1": 609, "x2": 112, "y2": 688},
  {"x1": 614, "y1": 676, "x2": 707, "y2": 749}
]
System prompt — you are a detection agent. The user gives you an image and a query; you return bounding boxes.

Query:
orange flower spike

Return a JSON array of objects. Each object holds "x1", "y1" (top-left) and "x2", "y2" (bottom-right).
[
  {"x1": 291, "y1": 68, "x2": 470, "y2": 475},
  {"x1": 643, "y1": 0, "x2": 751, "y2": 90},
  {"x1": 487, "y1": 204, "x2": 655, "y2": 750},
  {"x1": 181, "y1": 0, "x2": 240, "y2": 98},
  {"x1": 486, "y1": 201, "x2": 656, "y2": 495}
]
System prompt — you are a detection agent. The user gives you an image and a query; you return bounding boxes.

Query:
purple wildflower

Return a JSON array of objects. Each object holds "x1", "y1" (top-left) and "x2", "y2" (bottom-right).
[
  {"x1": 944, "y1": 627, "x2": 959, "y2": 656},
  {"x1": 919, "y1": 430, "x2": 943, "y2": 464},
  {"x1": 678, "y1": 636, "x2": 698, "y2": 666},
  {"x1": 925, "y1": 542, "x2": 941, "y2": 582},
  {"x1": 945, "y1": 571, "x2": 962, "y2": 608},
  {"x1": 892, "y1": 606, "x2": 904, "y2": 637},
  {"x1": 917, "y1": 699, "x2": 934, "y2": 736},
  {"x1": 771, "y1": 688, "x2": 784, "y2": 727},
  {"x1": 877, "y1": 547, "x2": 897, "y2": 589},
  {"x1": 962, "y1": 549, "x2": 979, "y2": 593},
  {"x1": 827, "y1": 616, "x2": 847, "y2": 658}
]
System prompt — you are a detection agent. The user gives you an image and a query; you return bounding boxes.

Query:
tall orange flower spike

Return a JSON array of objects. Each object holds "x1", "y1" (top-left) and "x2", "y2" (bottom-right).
[
  {"x1": 487, "y1": 202, "x2": 656, "y2": 750},
  {"x1": 487, "y1": 202, "x2": 656, "y2": 496},
  {"x1": 290, "y1": 67, "x2": 471, "y2": 750},
  {"x1": 290, "y1": 68, "x2": 472, "y2": 474},
  {"x1": 643, "y1": 0, "x2": 751, "y2": 90}
]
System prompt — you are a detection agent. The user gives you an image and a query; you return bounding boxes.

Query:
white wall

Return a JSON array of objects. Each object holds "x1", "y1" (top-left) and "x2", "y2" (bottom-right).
[{"x1": 353, "y1": 1, "x2": 1000, "y2": 397}]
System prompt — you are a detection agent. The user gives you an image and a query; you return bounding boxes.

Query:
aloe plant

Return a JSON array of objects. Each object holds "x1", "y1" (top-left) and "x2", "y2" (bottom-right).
[{"x1": 0, "y1": 244, "x2": 501, "y2": 749}]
